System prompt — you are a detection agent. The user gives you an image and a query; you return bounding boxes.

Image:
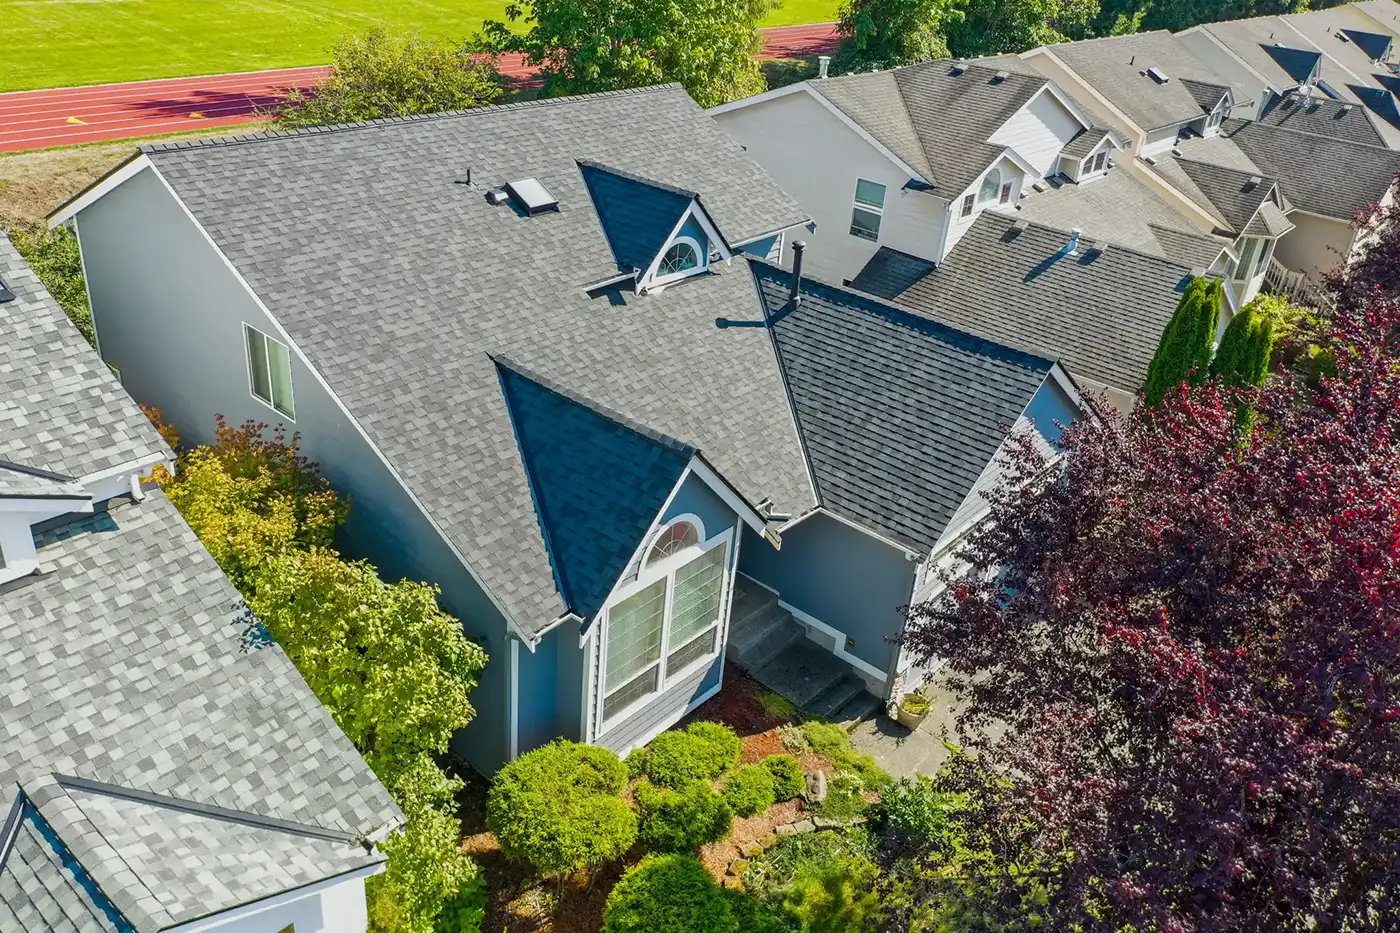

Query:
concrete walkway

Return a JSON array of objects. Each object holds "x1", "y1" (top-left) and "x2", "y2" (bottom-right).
[{"x1": 849, "y1": 666, "x2": 986, "y2": 779}]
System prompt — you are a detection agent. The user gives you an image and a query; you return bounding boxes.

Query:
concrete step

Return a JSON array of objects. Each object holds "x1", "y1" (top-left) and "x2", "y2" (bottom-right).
[
  {"x1": 806, "y1": 673, "x2": 869, "y2": 721},
  {"x1": 739, "y1": 617, "x2": 806, "y2": 673},
  {"x1": 730, "y1": 576, "x2": 777, "y2": 627},
  {"x1": 829, "y1": 688, "x2": 882, "y2": 731},
  {"x1": 753, "y1": 638, "x2": 852, "y2": 709},
  {"x1": 728, "y1": 602, "x2": 791, "y2": 659}
]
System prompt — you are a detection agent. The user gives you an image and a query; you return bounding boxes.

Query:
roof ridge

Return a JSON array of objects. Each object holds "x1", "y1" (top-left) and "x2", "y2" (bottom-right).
[
  {"x1": 0, "y1": 458, "x2": 77, "y2": 484},
  {"x1": 56, "y1": 774, "x2": 367, "y2": 845},
  {"x1": 141, "y1": 83, "x2": 688, "y2": 155},
  {"x1": 1173, "y1": 153, "x2": 1279, "y2": 181},
  {"x1": 748, "y1": 255, "x2": 1060, "y2": 372},
  {"x1": 493, "y1": 356, "x2": 696, "y2": 458},
  {"x1": 982, "y1": 211, "x2": 1198, "y2": 270}
]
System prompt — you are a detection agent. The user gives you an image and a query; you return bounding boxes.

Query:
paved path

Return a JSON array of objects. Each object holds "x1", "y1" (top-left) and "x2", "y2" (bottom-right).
[{"x1": 0, "y1": 23, "x2": 838, "y2": 153}]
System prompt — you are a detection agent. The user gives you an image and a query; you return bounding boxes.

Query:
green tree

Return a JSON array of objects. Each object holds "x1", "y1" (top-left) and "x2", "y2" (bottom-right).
[
  {"x1": 476, "y1": 0, "x2": 771, "y2": 108},
  {"x1": 832, "y1": 0, "x2": 960, "y2": 73},
  {"x1": 9, "y1": 223, "x2": 94, "y2": 345},
  {"x1": 605, "y1": 855, "x2": 739, "y2": 933},
  {"x1": 1141, "y1": 276, "x2": 1221, "y2": 409},
  {"x1": 945, "y1": 0, "x2": 1101, "y2": 57},
  {"x1": 274, "y1": 27, "x2": 501, "y2": 129},
  {"x1": 1211, "y1": 296, "x2": 1280, "y2": 388},
  {"x1": 487, "y1": 740, "x2": 638, "y2": 877}
]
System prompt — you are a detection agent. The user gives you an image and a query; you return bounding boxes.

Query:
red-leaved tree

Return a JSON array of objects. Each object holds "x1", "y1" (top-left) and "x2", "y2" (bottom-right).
[{"x1": 900, "y1": 296, "x2": 1400, "y2": 932}]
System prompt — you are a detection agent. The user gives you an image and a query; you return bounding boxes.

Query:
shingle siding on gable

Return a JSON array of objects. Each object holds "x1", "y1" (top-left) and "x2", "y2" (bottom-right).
[
  {"x1": 989, "y1": 90, "x2": 1085, "y2": 177},
  {"x1": 73, "y1": 163, "x2": 517, "y2": 772}
]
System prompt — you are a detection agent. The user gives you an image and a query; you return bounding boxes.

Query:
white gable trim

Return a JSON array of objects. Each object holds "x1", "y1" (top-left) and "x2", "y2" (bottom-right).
[
  {"x1": 1008, "y1": 82, "x2": 1096, "y2": 137},
  {"x1": 714, "y1": 82, "x2": 932, "y2": 186},
  {"x1": 1027, "y1": 47, "x2": 1147, "y2": 139},
  {"x1": 94, "y1": 163, "x2": 538, "y2": 646},
  {"x1": 636, "y1": 201, "x2": 733, "y2": 293},
  {"x1": 48, "y1": 154, "x2": 153, "y2": 225},
  {"x1": 160, "y1": 863, "x2": 385, "y2": 933}
]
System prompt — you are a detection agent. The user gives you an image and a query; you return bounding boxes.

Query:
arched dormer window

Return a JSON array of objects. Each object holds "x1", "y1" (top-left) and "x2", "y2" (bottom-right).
[
  {"x1": 655, "y1": 236, "x2": 705, "y2": 282},
  {"x1": 645, "y1": 518, "x2": 701, "y2": 566},
  {"x1": 979, "y1": 168, "x2": 1002, "y2": 203}
]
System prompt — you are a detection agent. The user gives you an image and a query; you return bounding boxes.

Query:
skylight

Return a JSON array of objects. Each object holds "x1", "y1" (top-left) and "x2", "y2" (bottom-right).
[{"x1": 505, "y1": 178, "x2": 559, "y2": 215}]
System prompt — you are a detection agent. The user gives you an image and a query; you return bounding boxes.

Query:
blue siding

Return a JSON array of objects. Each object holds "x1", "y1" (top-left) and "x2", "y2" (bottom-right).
[
  {"x1": 739, "y1": 235, "x2": 779, "y2": 259},
  {"x1": 662, "y1": 472, "x2": 733, "y2": 538},
  {"x1": 1022, "y1": 377, "x2": 1078, "y2": 446},
  {"x1": 739, "y1": 512, "x2": 915, "y2": 673},
  {"x1": 676, "y1": 214, "x2": 709, "y2": 257}
]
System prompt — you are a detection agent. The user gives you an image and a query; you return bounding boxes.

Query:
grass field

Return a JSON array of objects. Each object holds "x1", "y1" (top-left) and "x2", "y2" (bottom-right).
[{"x1": 1, "y1": 0, "x2": 838, "y2": 92}]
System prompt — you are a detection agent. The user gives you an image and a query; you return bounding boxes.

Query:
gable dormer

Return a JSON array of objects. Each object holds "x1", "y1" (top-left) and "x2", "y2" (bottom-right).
[
  {"x1": 0, "y1": 461, "x2": 93, "y2": 584},
  {"x1": 579, "y1": 161, "x2": 733, "y2": 295}
]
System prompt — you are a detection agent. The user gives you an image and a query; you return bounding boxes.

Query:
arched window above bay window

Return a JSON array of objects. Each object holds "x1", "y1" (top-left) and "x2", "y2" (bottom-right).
[{"x1": 979, "y1": 168, "x2": 1002, "y2": 203}]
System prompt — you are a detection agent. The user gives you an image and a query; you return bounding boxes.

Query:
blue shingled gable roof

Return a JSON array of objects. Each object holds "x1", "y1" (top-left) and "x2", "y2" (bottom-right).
[
  {"x1": 498, "y1": 359, "x2": 694, "y2": 622},
  {"x1": 579, "y1": 161, "x2": 697, "y2": 274},
  {"x1": 1263, "y1": 45, "x2": 1321, "y2": 84}
]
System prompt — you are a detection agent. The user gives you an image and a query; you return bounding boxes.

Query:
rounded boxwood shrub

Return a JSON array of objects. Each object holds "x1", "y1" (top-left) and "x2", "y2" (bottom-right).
[
  {"x1": 604, "y1": 854, "x2": 737, "y2": 933},
  {"x1": 486, "y1": 740, "x2": 636, "y2": 876},
  {"x1": 641, "y1": 721, "x2": 742, "y2": 788},
  {"x1": 722, "y1": 764, "x2": 777, "y2": 817},
  {"x1": 762, "y1": 754, "x2": 806, "y2": 801},
  {"x1": 636, "y1": 779, "x2": 733, "y2": 852}
]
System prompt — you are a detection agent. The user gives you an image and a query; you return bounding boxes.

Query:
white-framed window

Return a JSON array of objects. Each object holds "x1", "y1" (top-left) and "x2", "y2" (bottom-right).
[
  {"x1": 1083, "y1": 150, "x2": 1109, "y2": 176},
  {"x1": 979, "y1": 168, "x2": 1001, "y2": 203},
  {"x1": 244, "y1": 323, "x2": 295, "y2": 419},
  {"x1": 1206, "y1": 101, "x2": 1225, "y2": 132},
  {"x1": 849, "y1": 178, "x2": 886, "y2": 241},
  {"x1": 999, "y1": 181, "x2": 1013, "y2": 204},
  {"x1": 656, "y1": 236, "x2": 705, "y2": 283},
  {"x1": 599, "y1": 516, "x2": 730, "y2": 729},
  {"x1": 960, "y1": 193, "x2": 975, "y2": 218},
  {"x1": 1234, "y1": 236, "x2": 1260, "y2": 282}
]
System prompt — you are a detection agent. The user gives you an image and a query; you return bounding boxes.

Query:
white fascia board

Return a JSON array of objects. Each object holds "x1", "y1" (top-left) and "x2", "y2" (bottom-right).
[
  {"x1": 1288, "y1": 206, "x2": 1356, "y2": 224},
  {"x1": 48, "y1": 154, "x2": 153, "y2": 226},
  {"x1": 141, "y1": 163, "x2": 537, "y2": 646},
  {"x1": 1047, "y1": 361, "x2": 1094, "y2": 423},
  {"x1": 706, "y1": 81, "x2": 811, "y2": 115},
  {"x1": 687, "y1": 454, "x2": 770, "y2": 535},
  {"x1": 798, "y1": 84, "x2": 933, "y2": 186},
  {"x1": 996, "y1": 146, "x2": 1042, "y2": 183},
  {"x1": 1026, "y1": 81, "x2": 1096, "y2": 134},
  {"x1": 732, "y1": 222, "x2": 810, "y2": 249},
  {"x1": 160, "y1": 862, "x2": 385, "y2": 933},
  {"x1": 639, "y1": 201, "x2": 729, "y2": 291},
  {"x1": 1030, "y1": 47, "x2": 1146, "y2": 140}
]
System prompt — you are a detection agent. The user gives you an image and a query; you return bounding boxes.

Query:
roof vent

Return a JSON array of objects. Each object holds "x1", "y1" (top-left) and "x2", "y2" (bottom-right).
[
  {"x1": 818, "y1": 55, "x2": 831, "y2": 79},
  {"x1": 485, "y1": 187, "x2": 510, "y2": 206},
  {"x1": 1342, "y1": 103, "x2": 1355, "y2": 113},
  {"x1": 1068, "y1": 227, "x2": 1082, "y2": 253},
  {"x1": 992, "y1": 70, "x2": 1011, "y2": 83},
  {"x1": 1012, "y1": 219, "x2": 1030, "y2": 232},
  {"x1": 1147, "y1": 67, "x2": 1171, "y2": 84},
  {"x1": 1336, "y1": 30, "x2": 1350, "y2": 43},
  {"x1": 950, "y1": 59, "x2": 967, "y2": 75},
  {"x1": 504, "y1": 177, "x2": 559, "y2": 215},
  {"x1": 1089, "y1": 239, "x2": 1108, "y2": 256},
  {"x1": 1247, "y1": 175, "x2": 1262, "y2": 189}
]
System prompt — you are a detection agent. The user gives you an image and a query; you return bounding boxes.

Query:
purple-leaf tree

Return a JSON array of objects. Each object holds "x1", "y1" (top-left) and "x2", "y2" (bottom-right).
[{"x1": 901, "y1": 296, "x2": 1400, "y2": 933}]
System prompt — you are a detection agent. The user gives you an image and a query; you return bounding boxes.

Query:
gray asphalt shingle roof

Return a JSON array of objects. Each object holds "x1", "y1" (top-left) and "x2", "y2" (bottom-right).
[
  {"x1": 812, "y1": 62, "x2": 1051, "y2": 193},
  {"x1": 851, "y1": 213, "x2": 1194, "y2": 393},
  {"x1": 498, "y1": 359, "x2": 692, "y2": 623},
  {"x1": 578, "y1": 161, "x2": 695, "y2": 274},
  {"x1": 1181, "y1": 77, "x2": 1231, "y2": 111},
  {"x1": 1, "y1": 234, "x2": 398, "y2": 932},
  {"x1": 0, "y1": 235, "x2": 166, "y2": 480},
  {"x1": 1160, "y1": 156, "x2": 1282, "y2": 234},
  {"x1": 1197, "y1": 18, "x2": 1357, "y2": 103},
  {"x1": 1257, "y1": 91, "x2": 1386, "y2": 145},
  {"x1": 141, "y1": 85, "x2": 815, "y2": 636},
  {"x1": 1049, "y1": 31, "x2": 1235, "y2": 131},
  {"x1": 753, "y1": 262, "x2": 1054, "y2": 554},
  {"x1": 1218, "y1": 117, "x2": 1400, "y2": 220}
]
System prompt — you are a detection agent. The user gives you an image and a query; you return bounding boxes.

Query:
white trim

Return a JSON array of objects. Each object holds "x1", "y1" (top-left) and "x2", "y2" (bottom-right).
[
  {"x1": 778, "y1": 599, "x2": 889, "y2": 683},
  {"x1": 686, "y1": 458, "x2": 769, "y2": 534},
  {"x1": 731, "y1": 223, "x2": 805, "y2": 249},
  {"x1": 241, "y1": 321, "x2": 296, "y2": 421},
  {"x1": 159, "y1": 863, "x2": 384, "y2": 933},
  {"x1": 48, "y1": 155, "x2": 153, "y2": 225},
  {"x1": 69, "y1": 216, "x2": 103, "y2": 357},
  {"x1": 130, "y1": 164, "x2": 534, "y2": 644},
  {"x1": 580, "y1": 625, "x2": 596, "y2": 741},
  {"x1": 649, "y1": 234, "x2": 707, "y2": 287},
  {"x1": 637, "y1": 203, "x2": 730, "y2": 292},
  {"x1": 714, "y1": 83, "x2": 933, "y2": 185},
  {"x1": 508, "y1": 638, "x2": 520, "y2": 760},
  {"x1": 1029, "y1": 81, "x2": 1098, "y2": 134}
]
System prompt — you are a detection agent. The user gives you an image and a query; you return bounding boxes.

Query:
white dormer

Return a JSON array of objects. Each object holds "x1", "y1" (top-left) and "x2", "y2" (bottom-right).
[
  {"x1": 0, "y1": 464, "x2": 94, "y2": 585},
  {"x1": 636, "y1": 200, "x2": 732, "y2": 294}
]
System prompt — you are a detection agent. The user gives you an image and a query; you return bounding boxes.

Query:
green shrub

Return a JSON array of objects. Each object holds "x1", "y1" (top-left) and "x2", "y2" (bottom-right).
[
  {"x1": 635, "y1": 779, "x2": 733, "y2": 852},
  {"x1": 9, "y1": 223, "x2": 93, "y2": 345},
  {"x1": 778, "y1": 722, "x2": 810, "y2": 753},
  {"x1": 763, "y1": 754, "x2": 806, "y2": 801},
  {"x1": 801, "y1": 721, "x2": 891, "y2": 791},
  {"x1": 368, "y1": 793, "x2": 487, "y2": 933},
  {"x1": 743, "y1": 828, "x2": 877, "y2": 901},
  {"x1": 801, "y1": 721, "x2": 850, "y2": 756},
  {"x1": 273, "y1": 27, "x2": 500, "y2": 129},
  {"x1": 816, "y1": 773, "x2": 868, "y2": 823},
  {"x1": 604, "y1": 854, "x2": 737, "y2": 933},
  {"x1": 723, "y1": 764, "x2": 777, "y2": 818},
  {"x1": 774, "y1": 859, "x2": 880, "y2": 933},
  {"x1": 877, "y1": 775, "x2": 963, "y2": 843},
  {"x1": 641, "y1": 721, "x2": 742, "y2": 788},
  {"x1": 757, "y1": 691, "x2": 798, "y2": 720},
  {"x1": 487, "y1": 740, "x2": 636, "y2": 876}
]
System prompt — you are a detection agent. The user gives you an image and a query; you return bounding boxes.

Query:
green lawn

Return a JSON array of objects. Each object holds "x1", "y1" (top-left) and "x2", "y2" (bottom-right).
[{"x1": 1, "y1": 0, "x2": 837, "y2": 93}]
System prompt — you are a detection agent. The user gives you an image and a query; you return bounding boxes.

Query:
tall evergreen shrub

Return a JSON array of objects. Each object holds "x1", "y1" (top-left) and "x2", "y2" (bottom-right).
[{"x1": 1142, "y1": 277, "x2": 1221, "y2": 408}]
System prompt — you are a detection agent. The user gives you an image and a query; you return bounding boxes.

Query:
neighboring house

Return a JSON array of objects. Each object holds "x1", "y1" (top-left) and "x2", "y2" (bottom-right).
[
  {"x1": 1176, "y1": 9, "x2": 1400, "y2": 145},
  {"x1": 710, "y1": 61, "x2": 1112, "y2": 283},
  {"x1": 0, "y1": 233, "x2": 399, "y2": 933},
  {"x1": 850, "y1": 212, "x2": 1195, "y2": 411},
  {"x1": 738, "y1": 262, "x2": 1085, "y2": 714}
]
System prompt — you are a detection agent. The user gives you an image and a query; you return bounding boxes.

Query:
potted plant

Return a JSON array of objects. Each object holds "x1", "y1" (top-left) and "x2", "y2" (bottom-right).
[{"x1": 895, "y1": 689, "x2": 930, "y2": 730}]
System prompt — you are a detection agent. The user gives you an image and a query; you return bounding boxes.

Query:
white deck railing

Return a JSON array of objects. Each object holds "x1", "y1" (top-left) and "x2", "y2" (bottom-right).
[{"x1": 1262, "y1": 256, "x2": 1332, "y2": 309}]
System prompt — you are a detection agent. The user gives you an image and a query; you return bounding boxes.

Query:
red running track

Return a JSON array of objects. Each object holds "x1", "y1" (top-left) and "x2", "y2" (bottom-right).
[{"x1": 0, "y1": 23, "x2": 837, "y2": 153}]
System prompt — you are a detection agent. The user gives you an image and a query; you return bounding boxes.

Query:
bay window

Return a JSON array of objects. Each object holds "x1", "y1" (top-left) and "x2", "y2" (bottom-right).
[{"x1": 599, "y1": 517, "x2": 729, "y2": 728}]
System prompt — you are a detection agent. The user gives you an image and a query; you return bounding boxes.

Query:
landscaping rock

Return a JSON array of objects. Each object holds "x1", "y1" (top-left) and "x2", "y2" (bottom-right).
[
  {"x1": 775, "y1": 823, "x2": 798, "y2": 837},
  {"x1": 729, "y1": 859, "x2": 750, "y2": 875},
  {"x1": 793, "y1": 819, "x2": 815, "y2": 834},
  {"x1": 804, "y1": 770, "x2": 828, "y2": 802},
  {"x1": 759, "y1": 833, "x2": 778, "y2": 849},
  {"x1": 741, "y1": 842, "x2": 764, "y2": 858},
  {"x1": 723, "y1": 876, "x2": 744, "y2": 890},
  {"x1": 812, "y1": 815, "x2": 844, "y2": 829}
]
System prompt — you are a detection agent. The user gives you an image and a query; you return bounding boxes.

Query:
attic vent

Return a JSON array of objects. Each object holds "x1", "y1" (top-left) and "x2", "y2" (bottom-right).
[
  {"x1": 1147, "y1": 67, "x2": 1170, "y2": 84},
  {"x1": 1246, "y1": 175, "x2": 1262, "y2": 189},
  {"x1": 1342, "y1": 103, "x2": 1355, "y2": 113},
  {"x1": 1012, "y1": 219, "x2": 1030, "y2": 232},
  {"x1": 1337, "y1": 30, "x2": 1350, "y2": 42},
  {"x1": 504, "y1": 178, "x2": 559, "y2": 215},
  {"x1": 992, "y1": 70, "x2": 1010, "y2": 83},
  {"x1": 950, "y1": 60, "x2": 968, "y2": 75},
  {"x1": 1089, "y1": 239, "x2": 1108, "y2": 255}
]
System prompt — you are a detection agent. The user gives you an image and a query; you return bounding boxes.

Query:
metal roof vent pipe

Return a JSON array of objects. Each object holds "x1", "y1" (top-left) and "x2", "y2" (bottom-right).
[
  {"x1": 1068, "y1": 227, "x2": 1082, "y2": 255},
  {"x1": 789, "y1": 240, "x2": 807, "y2": 306},
  {"x1": 818, "y1": 55, "x2": 831, "y2": 79}
]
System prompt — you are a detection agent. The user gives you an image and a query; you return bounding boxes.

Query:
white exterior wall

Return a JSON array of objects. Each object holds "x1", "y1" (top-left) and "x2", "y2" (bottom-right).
[
  {"x1": 712, "y1": 90, "x2": 949, "y2": 283},
  {"x1": 1021, "y1": 49, "x2": 1146, "y2": 151},
  {"x1": 989, "y1": 88, "x2": 1085, "y2": 177},
  {"x1": 1275, "y1": 211, "x2": 1355, "y2": 284},
  {"x1": 174, "y1": 876, "x2": 370, "y2": 933},
  {"x1": 946, "y1": 155, "x2": 1027, "y2": 254}
]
